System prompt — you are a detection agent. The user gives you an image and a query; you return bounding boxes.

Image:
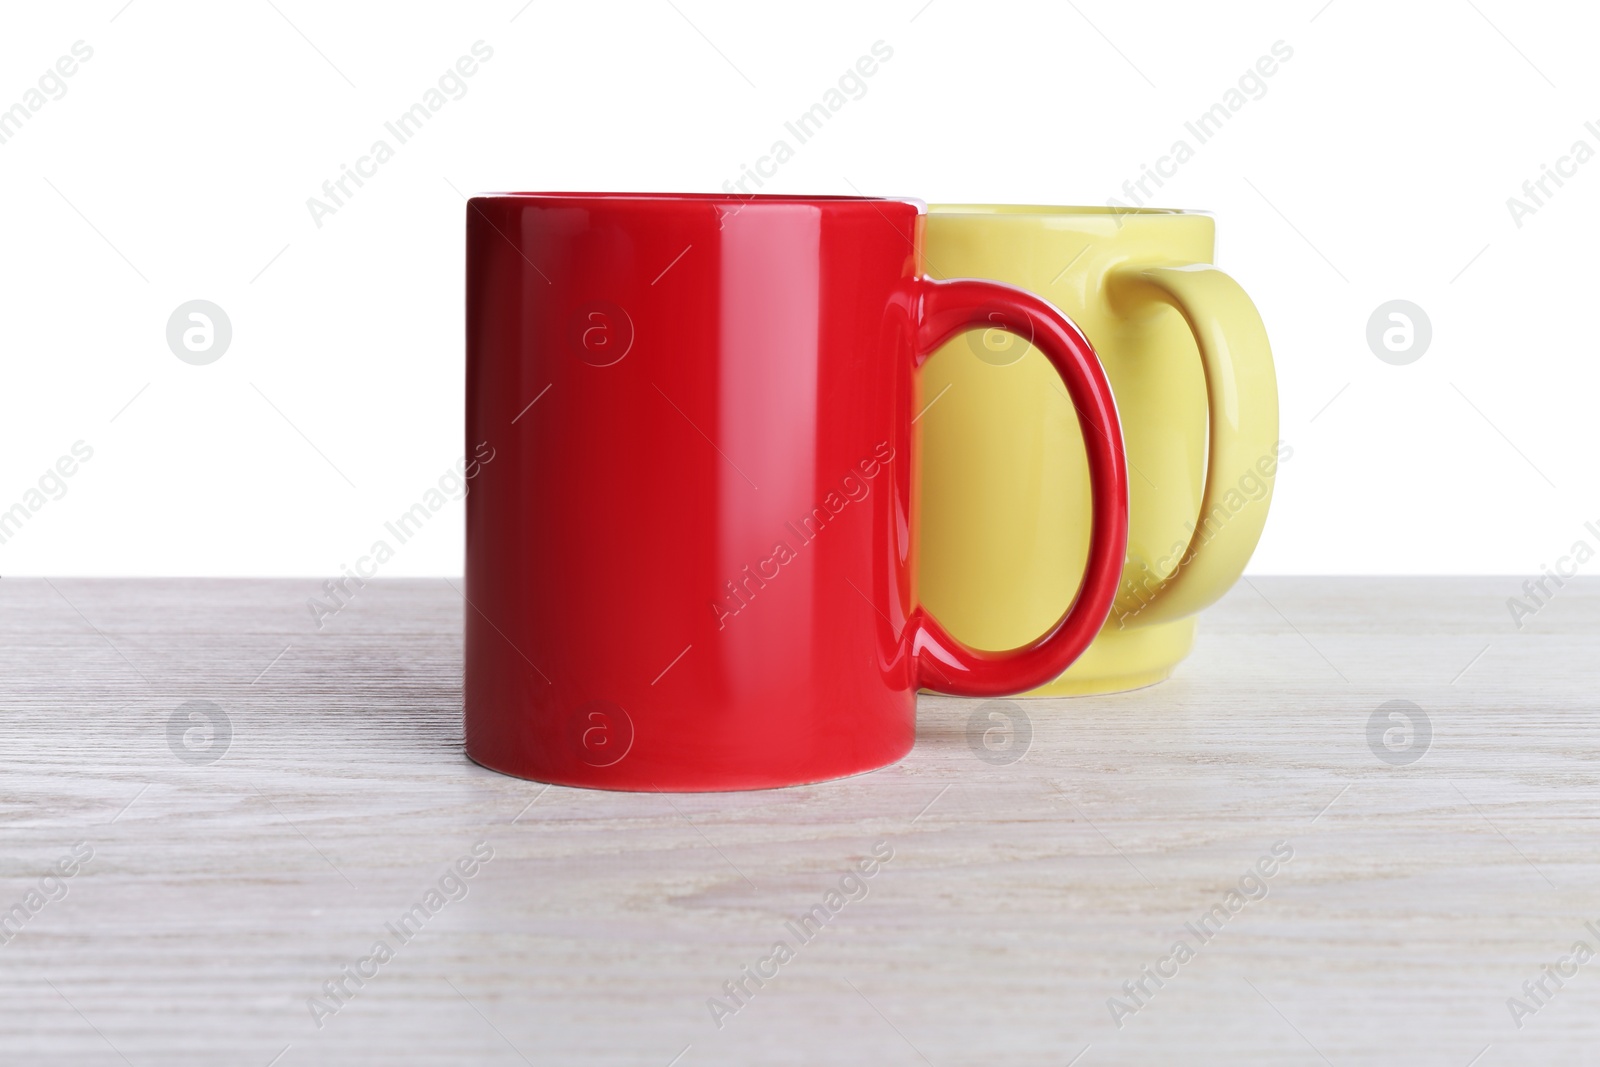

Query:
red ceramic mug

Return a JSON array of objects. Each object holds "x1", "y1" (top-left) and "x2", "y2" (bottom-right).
[{"x1": 464, "y1": 193, "x2": 1127, "y2": 791}]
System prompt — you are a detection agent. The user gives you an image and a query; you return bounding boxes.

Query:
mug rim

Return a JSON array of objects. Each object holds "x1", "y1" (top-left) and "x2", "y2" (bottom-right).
[
  {"x1": 470, "y1": 191, "x2": 927, "y2": 212},
  {"x1": 929, "y1": 203, "x2": 1212, "y2": 218}
]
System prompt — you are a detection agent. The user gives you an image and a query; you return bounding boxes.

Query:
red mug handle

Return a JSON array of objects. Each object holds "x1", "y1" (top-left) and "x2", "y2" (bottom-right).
[{"x1": 908, "y1": 278, "x2": 1129, "y2": 696}]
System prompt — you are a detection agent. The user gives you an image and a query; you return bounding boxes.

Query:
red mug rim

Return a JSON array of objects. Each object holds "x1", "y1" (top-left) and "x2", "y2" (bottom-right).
[{"x1": 468, "y1": 191, "x2": 926, "y2": 212}]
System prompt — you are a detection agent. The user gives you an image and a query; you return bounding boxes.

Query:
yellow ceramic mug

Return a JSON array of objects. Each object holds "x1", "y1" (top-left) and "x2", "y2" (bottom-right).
[{"x1": 916, "y1": 206, "x2": 1280, "y2": 695}]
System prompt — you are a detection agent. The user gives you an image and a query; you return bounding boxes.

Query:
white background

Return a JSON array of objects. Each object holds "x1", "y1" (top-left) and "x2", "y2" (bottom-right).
[{"x1": 1, "y1": 0, "x2": 1594, "y2": 577}]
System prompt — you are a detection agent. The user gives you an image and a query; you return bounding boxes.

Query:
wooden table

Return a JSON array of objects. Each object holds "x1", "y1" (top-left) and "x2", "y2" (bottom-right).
[{"x1": 2, "y1": 577, "x2": 1597, "y2": 1065}]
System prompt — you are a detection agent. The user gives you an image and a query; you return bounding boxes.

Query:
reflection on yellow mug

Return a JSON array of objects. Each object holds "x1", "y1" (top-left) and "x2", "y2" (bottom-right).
[{"x1": 916, "y1": 206, "x2": 1280, "y2": 695}]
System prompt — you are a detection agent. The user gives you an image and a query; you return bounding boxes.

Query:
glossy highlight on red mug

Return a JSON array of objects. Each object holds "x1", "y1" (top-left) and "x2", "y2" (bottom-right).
[{"x1": 464, "y1": 192, "x2": 1128, "y2": 791}]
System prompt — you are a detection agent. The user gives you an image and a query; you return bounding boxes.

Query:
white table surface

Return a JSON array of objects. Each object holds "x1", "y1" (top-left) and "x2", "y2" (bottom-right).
[{"x1": 2, "y1": 576, "x2": 1597, "y2": 1065}]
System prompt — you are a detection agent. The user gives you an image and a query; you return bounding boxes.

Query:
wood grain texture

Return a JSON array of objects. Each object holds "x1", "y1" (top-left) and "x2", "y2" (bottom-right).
[{"x1": 1, "y1": 577, "x2": 1597, "y2": 1066}]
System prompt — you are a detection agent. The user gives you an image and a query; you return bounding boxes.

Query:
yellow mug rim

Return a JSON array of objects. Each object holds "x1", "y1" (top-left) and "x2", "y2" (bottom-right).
[{"x1": 928, "y1": 204, "x2": 1212, "y2": 218}]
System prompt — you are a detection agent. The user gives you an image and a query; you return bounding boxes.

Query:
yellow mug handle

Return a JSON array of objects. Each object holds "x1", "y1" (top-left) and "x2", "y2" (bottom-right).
[{"x1": 1105, "y1": 263, "x2": 1279, "y2": 628}]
